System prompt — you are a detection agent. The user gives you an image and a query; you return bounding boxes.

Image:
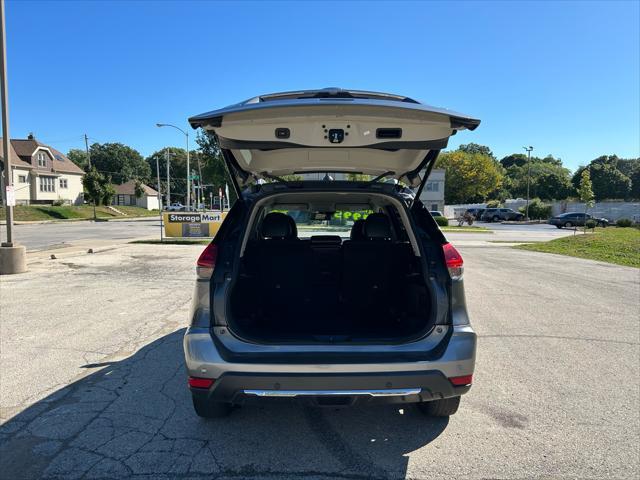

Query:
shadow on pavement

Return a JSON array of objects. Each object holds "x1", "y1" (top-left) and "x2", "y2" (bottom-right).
[{"x1": 0, "y1": 329, "x2": 448, "y2": 479}]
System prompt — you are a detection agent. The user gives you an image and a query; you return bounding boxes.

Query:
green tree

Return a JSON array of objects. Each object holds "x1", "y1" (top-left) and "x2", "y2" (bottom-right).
[
  {"x1": 195, "y1": 130, "x2": 237, "y2": 203},
  {"x1": 146, "y1": 147, "x2": 189, "y2": 204},
  {"x1": 435, "y1": 150, "x2": 504, "y2": 204},
  {"x1": 82, "y1": 167, "x2": 114, "y2": 206},
  {"x1": 629, "y1": 166, "x2": 640, "y2": 199},
  {"x1": 133, "y1": 179, "x2": 145, "y2": 198},
  {"x1": 89, "y1": 143, "x2": 150, "y2": 184},
  {"x1": 67, "y1": 149, "x2": 89, "y2": 170},
  {"x1": 499, "y1": 153, "x2": 528, "y2": 169},
  {"x1": 578, "y1": 169, "x2": 595, "y2": 233},
  {"x1": 499, "y1": 153, "x2": 573, "y2": 200},
  {"x1": 458, "y1": 143, "x2": 495, "y2": 159},
  {"x1": 518, "y1": 198, "x2": 552, "y2": 220},
  {"x1": 102, "y1": 182, "x2": 116, "y2": 206},
  {"x1": 572, "y1": 155, "x2": 632, "y2": 200}
]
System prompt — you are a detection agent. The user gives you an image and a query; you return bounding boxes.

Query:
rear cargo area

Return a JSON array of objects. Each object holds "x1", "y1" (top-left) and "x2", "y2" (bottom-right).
[{"x1": 229, "y1": 211, "x2": 434, "y2": 343}]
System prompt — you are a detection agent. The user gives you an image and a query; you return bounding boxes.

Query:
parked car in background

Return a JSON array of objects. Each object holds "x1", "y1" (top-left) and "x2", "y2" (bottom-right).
[
  {"x1": 465, "y1": 208, "x2": 486, "y2": 220},
  {"x1": 166, "y1": 202, "x2": 185, "y2": 211},
  {"x1": 430, "y1": 210, "x2": 444, "y2": 218},
  {"x1": 480, "y1": 208, "x2": 524, "y2": 222},
  {"x1": 548, "y1": 212, "x2": 609, "y2": 229}
]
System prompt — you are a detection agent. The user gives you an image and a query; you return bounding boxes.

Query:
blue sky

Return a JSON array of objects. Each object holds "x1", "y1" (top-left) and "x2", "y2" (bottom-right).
[{"x1": 4, "y1": 0, "x2": 639, "y2": 171}]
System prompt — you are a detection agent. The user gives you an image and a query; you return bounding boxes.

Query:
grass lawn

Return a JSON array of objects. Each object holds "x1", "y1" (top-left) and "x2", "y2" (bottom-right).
[
  {"x1": 516, "y1": 227, "x2": 640, "y2": 268},
  {"x1": 0, "y1": 205, "x2": 158, "y2": 221}
]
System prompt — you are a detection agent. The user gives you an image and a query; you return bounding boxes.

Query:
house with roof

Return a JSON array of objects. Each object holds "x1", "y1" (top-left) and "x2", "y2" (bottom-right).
[
  {"x1": 0, "y1": 134, "x2": 85, "y2": 205},
  {"x1": 418, "y1": 168, "x2": 446, "y2": 212},
  {"x1": 112, "y1": 179, "x2": 159, "y2": 210}
]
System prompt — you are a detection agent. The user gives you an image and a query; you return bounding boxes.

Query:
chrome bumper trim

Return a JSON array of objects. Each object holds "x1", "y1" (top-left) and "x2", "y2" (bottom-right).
[{"x1": 243, "y1": 388, "x2": 421, "y2": 398}]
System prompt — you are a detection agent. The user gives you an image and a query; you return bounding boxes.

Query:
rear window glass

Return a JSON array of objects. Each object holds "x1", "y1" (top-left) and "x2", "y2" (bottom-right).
[{"x1": 265, "y1": 207, "x2": 373, "y2": 238}]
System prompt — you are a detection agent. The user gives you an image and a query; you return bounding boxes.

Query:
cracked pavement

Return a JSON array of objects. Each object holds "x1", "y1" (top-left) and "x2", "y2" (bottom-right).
[{"x1": 1, "y1": 242, "x2": 639, "y2": 479}]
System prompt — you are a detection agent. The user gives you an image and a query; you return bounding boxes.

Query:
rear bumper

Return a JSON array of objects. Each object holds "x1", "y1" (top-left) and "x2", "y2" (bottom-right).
[
  {"x1": 183, "y1": 325, "x2": 476, "y2": 406},
  {"x1": 190, "y1": 370, "x2": 470, "y2": 406}
]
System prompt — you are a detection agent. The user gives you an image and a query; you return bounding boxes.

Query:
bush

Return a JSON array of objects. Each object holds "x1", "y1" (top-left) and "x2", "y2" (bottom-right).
[
  {"x1": 616, "y1": 218, "x2": 633, "y2": 228},
  {"x1": 585, "y1": 219, "x2": 597, "y2": 229},
  {"x1": 434, "y1": 216, "x2": 449, "y2": 227},
  {"x1": 519, "y1": 198, "x2": 552, "y2": 220},
  {"x1": 52, "y1": 199, "x2": 65, "y2": 206},
  {"x1": 485, "y1": 200, "x2": 501, "y2": 208}
]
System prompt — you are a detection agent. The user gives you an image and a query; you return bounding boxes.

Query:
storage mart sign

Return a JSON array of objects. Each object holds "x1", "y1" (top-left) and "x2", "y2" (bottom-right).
[{"x1": 163, "y1": 211, "x2": 228, "y2": 238}]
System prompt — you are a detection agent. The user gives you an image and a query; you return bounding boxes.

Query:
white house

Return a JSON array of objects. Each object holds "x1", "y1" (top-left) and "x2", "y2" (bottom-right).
[
  {"x1": 419, "y1": 168, "x2": 446, "y2": 212},
  {"x1": 112, "y1": 180, "x2": 159, "y2": 210},
  {"x1": 0, "y1": 135, "x2": 85, "y2": 205}
]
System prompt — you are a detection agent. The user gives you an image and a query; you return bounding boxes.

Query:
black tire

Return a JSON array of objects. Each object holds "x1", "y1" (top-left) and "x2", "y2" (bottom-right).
[
  {"x1": 555, "y1": 225, "x2": 563, "y2": 229},
  {"x1": 418, "y1": 396, "x2": 461, "y2": 417},
  {"x1": 599, "y1": 222, "x2": 607, "y2": 228},
  {"x1": 492, "y1": 215, "x2": 500, "y2": 223},
  {"x1": 564, "y1": 221, "x2": 573, "y2": 228},
  {"x1": 192, "y1": 395, "x2": 232, "y2": 419}
]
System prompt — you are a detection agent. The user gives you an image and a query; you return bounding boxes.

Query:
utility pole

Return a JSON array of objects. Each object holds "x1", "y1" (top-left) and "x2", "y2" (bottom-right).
[
  {"x1": 196, "y1": 153, "x2": 203, "y2": 209},
  {"x1": 186, "y1": 132, "x2": 190, "y2": 210},
  {"x1": 155, "y1": 155, "x2": 163, "y2": 242},
  {"x1": 85, "y1": 133, "x2": 96, "y2": 221},
  {"x1": 156, "y1": 123, "x2": 189, "y2": 210},
  {"x1": 191, "y1": 168, "x2": 197, "y2": 210},
  {"x1": 0, "y1": 0, "x2": 26, "y2": 274},
  {"x1": 84, "y1": 134, "x2": 91, "y2": 167},
  {"x1": 165, "y1": 148, "x2": 171, "y2": 208},
  {"x1": 523, "y1": 146, "x2": 533, "y2": 220}
]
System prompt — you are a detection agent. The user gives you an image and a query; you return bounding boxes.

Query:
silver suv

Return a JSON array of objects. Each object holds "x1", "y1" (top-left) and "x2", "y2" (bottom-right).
[{"x1": 183, "y1": 88, "x2": 479, "y2": 418}]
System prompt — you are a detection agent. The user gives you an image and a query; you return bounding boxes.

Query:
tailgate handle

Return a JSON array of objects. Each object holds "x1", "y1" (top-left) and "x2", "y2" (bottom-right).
[{"x1": 376, "y1": 128, "x2": 402, "y2": 139}]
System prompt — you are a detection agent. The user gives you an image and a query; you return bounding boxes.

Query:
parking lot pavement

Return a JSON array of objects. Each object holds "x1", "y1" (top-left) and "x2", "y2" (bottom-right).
[
  {"x1": 3, "y1": 219, "x2": 161, "y2": 251},
  {"x1": 446, "y1": 222, "x2": 576, "y2": 245},
  {"x1": 1, "y1": 243, "x2": 638, "y2": 479}
]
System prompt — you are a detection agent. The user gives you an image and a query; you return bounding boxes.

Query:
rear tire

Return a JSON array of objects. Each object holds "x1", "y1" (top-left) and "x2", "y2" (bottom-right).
[
  {"x1": 192, "y1": 395, "x2": 232, "y2": 419},
  {"x1": 555, "y1": 225, "x2": 563, "y2": 229},
  {"x1": 418, "y1": 396, "x2": 461, "y2": 417},
  {"x1": 564, "y1": 221, "x2": 573, "y2": 228}
]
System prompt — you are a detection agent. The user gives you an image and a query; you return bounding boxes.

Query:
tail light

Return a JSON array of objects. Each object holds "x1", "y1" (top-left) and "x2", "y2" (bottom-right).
[
  {"x1": 196, "y1": 243, "x2": 217, "y2": 280},
  {"x1": 188, "y1": 377, "x2": 214, "y2": 389},
  {"x1": 443, "y1": 243, "x2": 464, "y2": 280},
  {"x1": 449, "y1": 374, "x2": 473, "y2": 386}
]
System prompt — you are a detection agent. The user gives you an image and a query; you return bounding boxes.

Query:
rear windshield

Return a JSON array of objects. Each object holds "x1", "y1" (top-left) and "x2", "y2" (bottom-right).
[{"x1": 267, "y1": 207, "x2": 373, "y2": 238}]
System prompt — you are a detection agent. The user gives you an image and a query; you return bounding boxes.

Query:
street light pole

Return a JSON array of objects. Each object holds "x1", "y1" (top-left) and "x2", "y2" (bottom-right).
[
  {"x1": 156, "y1": 123, "x2": 190, "y2": 210},
  {"x1": 523, "y1": 146, "x2": 533, "y2": 220}
]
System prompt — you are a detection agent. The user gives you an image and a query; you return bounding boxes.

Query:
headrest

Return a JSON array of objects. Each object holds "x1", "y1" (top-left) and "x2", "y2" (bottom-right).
[
  {"x1": 350, "y1": 219, "x2": 366, "y2": 241},
  {"x1": 364, "y1": 213, "x2": 391, "y2": 240},
  {"x1": 261, "y1": 212, "x2": 296, "y2": 239}
]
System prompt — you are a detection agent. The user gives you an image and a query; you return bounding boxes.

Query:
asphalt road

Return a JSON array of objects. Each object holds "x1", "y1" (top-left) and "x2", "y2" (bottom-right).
[
  {"x1": 3, "y1": 218, "x2": 574, "y2": 252},
  {"x1": 1, "y1": 219, "x2": 162, "y2": 251},
  {"x1": 0, "y1": 243, "x2": 638, "y2": 479}
]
